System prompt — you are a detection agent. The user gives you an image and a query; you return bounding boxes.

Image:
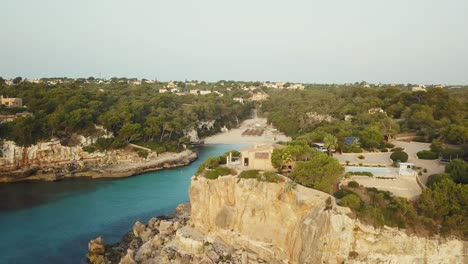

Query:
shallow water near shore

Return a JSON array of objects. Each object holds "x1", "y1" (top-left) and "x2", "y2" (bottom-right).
[{"x1": 0, "y1": 144, "x2": 243, "y2": 264}]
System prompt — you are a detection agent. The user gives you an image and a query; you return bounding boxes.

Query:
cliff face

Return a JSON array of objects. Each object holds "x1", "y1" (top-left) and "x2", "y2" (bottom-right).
[
  {"x1": 189, "y1": 176, "x2": 467, "y2": 264},
  {"x1": 0, "y1": 139, "x2": 197, "y2": 182}
]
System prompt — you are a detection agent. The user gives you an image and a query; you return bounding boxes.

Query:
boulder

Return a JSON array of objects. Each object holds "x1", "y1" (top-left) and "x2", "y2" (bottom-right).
[
  {"x1": 119, "y1": 249, "x2": 136, "y2": 264},
  {"x1": 148, "y1": 217, "x2": 159, "y2": 229},
  {"x1": 173, "y1": 221, "x2": 180, "y2": 231},
  {"x1": 158, "y1": 220, "x2": 173, "y2": 235},
  {"x1": 140, "y1": 228, "x2": 153, "y2": 242},
  {"x1": 132, "y1": 221, "x2": 145, "y2": 237},
  {"x1": 175, "y1": 226, "x2": 205, "y2": 255},
  {"x1": 88, "y1": 236, "x2": 105, "y2": 254},
  {"x1": 151, "y1": 235, "x2": 163, "y2": 249}
]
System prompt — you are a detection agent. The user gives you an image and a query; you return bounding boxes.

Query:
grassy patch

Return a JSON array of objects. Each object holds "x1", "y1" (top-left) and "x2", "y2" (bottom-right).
[
  {"x1": 203, "y1": 167, "x2": 232, "y2": 180},
  {"x1": 238, "y1": 170, "x2": 284, "y2": 183}
]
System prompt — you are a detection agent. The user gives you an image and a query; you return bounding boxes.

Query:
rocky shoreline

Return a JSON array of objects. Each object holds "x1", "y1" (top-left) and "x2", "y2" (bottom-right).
[
  {"x1": 87, "y1": 175, "x2": 467, "y2": 264},
  {"x1": 87, "y1": 203, "x2": 269, "y2": 264},
  {"x1": 0, "y1": 141, "x2": 198, "y2": 183}
]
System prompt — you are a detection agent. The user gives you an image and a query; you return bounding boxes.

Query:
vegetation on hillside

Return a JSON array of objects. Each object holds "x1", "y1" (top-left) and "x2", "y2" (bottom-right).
[
  {"x1": 0, "y1": 80, "x2": 253, "y2": 152},
  {"x1": 333, "y1": 159, "x2": 468, "y2": 238},
  {"x1": 261, "y1": 86, "x2": 467, "y2": 149}
]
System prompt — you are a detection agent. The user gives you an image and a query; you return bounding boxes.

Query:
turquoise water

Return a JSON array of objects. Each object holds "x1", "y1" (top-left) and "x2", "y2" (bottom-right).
[{"x1": 0, "y1": 144, "x2": 242, "y2": 264}]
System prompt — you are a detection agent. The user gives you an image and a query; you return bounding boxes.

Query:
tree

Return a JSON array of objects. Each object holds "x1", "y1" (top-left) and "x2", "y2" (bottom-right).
[
  {"x1": 290, "y1": 152, "x2": 343, "y2": 193},
  {"x1": 444, "y1": 125, "x2": 468, "y2": 145},
  {"x1": 12, "y1": 76, "x2": 22, "y2": 84},
  {"x1": 118, "y1": 123, "x2": 142, "y2": 143},
  {"x1": 390, "y1": 150, "x2": 408, "y2": 162},
  {"x1": 339, "y1": 194, "x2": 361, "y2": 210},
  {"x1": 426, "y1": 173, "x2": 452, "y2": 188},
  {"x1": 359, "y1": 125, "x2": 384, "y2": 149},
  {"x1": 417, "y1": 178, "x2": 468, "y2": 234},
  {"x1": 323, "y1": 133, "x2": 338, "y2": 156},
  {"x1": 445, "y1": 159, "x2": 468, "y2": 184}
]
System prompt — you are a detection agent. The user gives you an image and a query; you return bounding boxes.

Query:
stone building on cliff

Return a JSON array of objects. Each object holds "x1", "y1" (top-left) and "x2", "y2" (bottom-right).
[{"x1": 232, "y1": 144, "x2": 283, "y2": 171}]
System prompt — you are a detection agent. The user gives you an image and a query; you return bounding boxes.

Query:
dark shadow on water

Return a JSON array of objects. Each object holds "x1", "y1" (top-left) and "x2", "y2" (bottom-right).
[{"x1": 0, "y1": 177, "x2": 113, "y2": 212}]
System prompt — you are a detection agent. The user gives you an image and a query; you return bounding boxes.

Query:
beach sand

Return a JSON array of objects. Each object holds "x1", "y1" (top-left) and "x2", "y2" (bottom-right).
[{"x1": 204, "y1": 114, "x2": 291, "y2": 145}]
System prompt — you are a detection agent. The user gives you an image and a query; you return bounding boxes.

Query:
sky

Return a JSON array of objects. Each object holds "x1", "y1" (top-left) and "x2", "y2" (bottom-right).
[{"x1": 1, "y1": 0, "x2": 467, "y2": 84}]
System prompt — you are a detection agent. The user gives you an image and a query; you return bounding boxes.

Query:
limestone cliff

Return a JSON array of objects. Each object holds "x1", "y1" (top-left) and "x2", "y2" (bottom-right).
[
  {"x1": 89, "y1": 175, "x2": 466, "y2": 264},
  {"x1": 189, "y1": 176, "x2": 467, "y2": 264},
  {"x1": 0, "y1": 139, "x2": 197, "y2": 182}
]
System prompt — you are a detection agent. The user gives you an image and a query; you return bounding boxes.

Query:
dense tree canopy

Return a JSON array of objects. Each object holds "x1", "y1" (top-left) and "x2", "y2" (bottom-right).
[
  {"x1": 0, "y1": 80, "x2": 253, "y2": 151},
  {"x1": 261, "y1": 85, "x2": 467, "y2": 148},
  {"x1": 290, "y1": 152, "x2": 343, "y2": 193}
]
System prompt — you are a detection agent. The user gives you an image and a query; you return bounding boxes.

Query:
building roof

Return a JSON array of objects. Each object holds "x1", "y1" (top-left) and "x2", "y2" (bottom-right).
[{"x1": 240, "y1": 144, "x2": 284, "y2": 152}]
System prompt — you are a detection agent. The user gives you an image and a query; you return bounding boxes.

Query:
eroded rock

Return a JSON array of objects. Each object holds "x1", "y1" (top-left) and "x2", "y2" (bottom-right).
[{"x1": 88, "y1": 236, "x2": 105, "y2": 254}]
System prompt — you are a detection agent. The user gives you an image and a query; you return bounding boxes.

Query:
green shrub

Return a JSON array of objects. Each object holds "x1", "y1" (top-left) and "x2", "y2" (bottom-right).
[
  {"x1": 445, "y1": 159, "x2": 468, "y2": 184},
  {"x1": 343, "y1": 143, "x2": 362, "y2": 153},
  {"x1": 416, "y1": 150, "x2": 438, "y2": 160},
  {"x1": 334, "y1": 189, "x2": 356, "y2": 199},
  {"x1": 413, "y1": 136, "x2": 427, "y2": 142},
  {"x1": 82, "y1": 145, "x2": 96, "y2": 153},
  {"x1": 82, "y1": 138, "x2": 128, "y2": 152},
  {"x1": 385, "y1": 143, "x2": 395, "y2": 148},
  {"x1": 348, "y1": 181, "x2": 359, "y2": 188},
  {"x1": 339, "y1": 194, "x2": 361, "y2": 210},
  {"x1": 380, "y1": 148, "x2": 389, "y2": 152},
  {"x1": 441, "y1": 148, "x2": 464, "y2": 160},
  {"x1": 346, "y1": 171, "x2": 373, "y2": 177},
  {"x1": 430, "y1": 140, "x2": 443, "y2": 153},
  {"x1": 219, "y1": 150, "x2": 241, "y2": 164},
  {"x1": 135, "y1": 148, "x2": 149, "y2": 158},
  {"x1": 154, "y1": 146, "x2": 167, "y2": 153},
  {"x1": 390, "y1": 150, "x2": 408, "y2": 162},
  {"x1": 203, "y1": 167, "x2": 232, "y2": 180},
  {"x1": 358, "y1": 155, "x2": 365, "y2": 160},
  {"x1": 238, "y1": 170, "x2": 260, "y2": 179},
  {"x1": 261, "y1": 171, "x2": 285, "y2": 183},
  {"x1": 391, "y1": 147, "x2": 404, "y2": 152},
  {"x1": 204, "y1": 170, "x2": 220, "y2": 179},
  {"x1": 196, "y1": 156, "x2": 221, "y2": 174},
  {"x1": 426, "y1": 173, "x2": 452, "y2": 188}
]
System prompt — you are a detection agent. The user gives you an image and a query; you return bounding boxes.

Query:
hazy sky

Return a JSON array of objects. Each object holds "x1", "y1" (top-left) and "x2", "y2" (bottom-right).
[{"x1": 1, "y1": 0, "x2": 467, "y2": 84}]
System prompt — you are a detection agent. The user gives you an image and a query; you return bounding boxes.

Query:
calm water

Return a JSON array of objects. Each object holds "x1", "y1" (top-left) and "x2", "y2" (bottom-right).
[{"x1": 0, "y1": 144, "x2": 242, "y2": 264}]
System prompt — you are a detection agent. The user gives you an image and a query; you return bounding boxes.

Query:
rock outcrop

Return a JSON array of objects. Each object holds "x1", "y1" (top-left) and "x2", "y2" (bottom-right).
[
  {"x1": 190, "y1": 176, "x2": 467, "y2": 264},
  {"x1": 0, "y1": 139, "x2": 197, "y2": 182},
  {"x1": 88, "y1": 176, "x2": 467, "y2": 264}
]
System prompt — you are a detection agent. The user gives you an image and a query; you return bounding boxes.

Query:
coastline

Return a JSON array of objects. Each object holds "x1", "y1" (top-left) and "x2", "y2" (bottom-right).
[{"x1": 0, "y1": 149, "x2": 198, "y2": 183}]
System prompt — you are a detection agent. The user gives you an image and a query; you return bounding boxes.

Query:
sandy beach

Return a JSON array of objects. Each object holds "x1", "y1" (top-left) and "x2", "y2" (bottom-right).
[{"x1": 204, "y1": 112, "x2": 291, "y2": 145}]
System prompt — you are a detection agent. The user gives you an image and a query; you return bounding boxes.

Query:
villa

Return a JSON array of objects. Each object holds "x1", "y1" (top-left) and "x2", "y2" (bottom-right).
[
  {"x1": 1, "y1": 96, "x2": 23, "y2": 108},
  {"x1": 227, "y1": 144, "x2": 283, "y2": 171}
]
